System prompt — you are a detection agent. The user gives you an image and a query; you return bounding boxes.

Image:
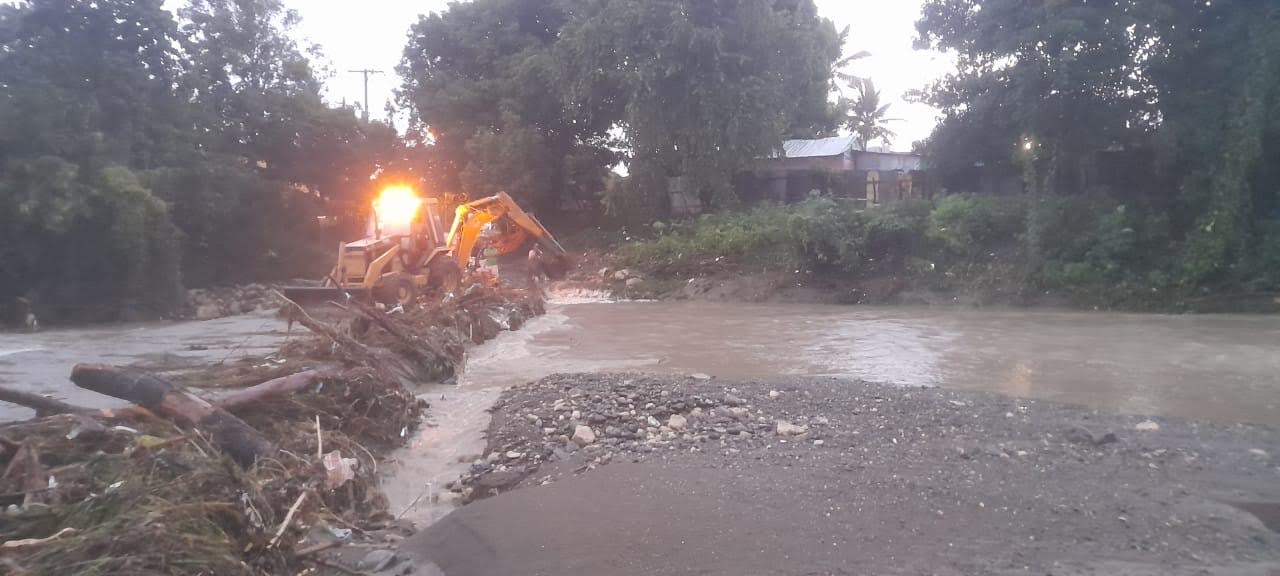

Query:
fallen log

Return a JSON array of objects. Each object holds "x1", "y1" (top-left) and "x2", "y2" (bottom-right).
[
  {"x1": 0, "y1": 386, "x2": 88, "y2": 417},
  {"x1": 216, "y1": 366, "x2": 339, "y2": 411},
  {"x1": 70, "y1": 364, "x2": 274, "y2": 467}
]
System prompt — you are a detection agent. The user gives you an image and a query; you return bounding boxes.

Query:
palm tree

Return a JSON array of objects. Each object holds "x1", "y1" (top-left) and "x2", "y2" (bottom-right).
[{"x1": 842, "y1": 78, "x2": 899, "y2": 151}]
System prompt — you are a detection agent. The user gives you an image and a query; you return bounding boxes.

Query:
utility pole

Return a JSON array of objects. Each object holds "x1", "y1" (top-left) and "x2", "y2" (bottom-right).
[{"x1": 347, "y1": 69, "x2": 385, "y2": 122}]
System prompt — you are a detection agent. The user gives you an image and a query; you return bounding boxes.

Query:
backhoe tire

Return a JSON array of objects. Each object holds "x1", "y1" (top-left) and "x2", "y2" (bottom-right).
[
  {"x1": 428, "y1": 258, "x2": 462, "y2": 295},
  {"x1": 393, "y1": 275, "x2": 418, "y2": 307},
  {"x1": 373, "y1": 274, "x2": 418, "y2": 308}
]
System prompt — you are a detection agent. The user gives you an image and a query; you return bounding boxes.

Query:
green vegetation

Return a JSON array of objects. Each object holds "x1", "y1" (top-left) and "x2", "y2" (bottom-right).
[
  {"x1": 399, "y1": 0, "x2": 844, "y2": 217},
  {"x1": 915, "y1": 0, "x2": 1280, "y2": 302},
  {"x1": 619, "y1": 196, "x2": 1280, "y2": 311},
  {"x1": 0, "y1": 0, "x2": 400, "y2": 321}
]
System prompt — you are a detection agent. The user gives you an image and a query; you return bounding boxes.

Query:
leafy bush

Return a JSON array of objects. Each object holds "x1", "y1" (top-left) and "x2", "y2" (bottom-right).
[{"x1": 928, "y1": 195, "x2": 1025, "y2": 257}]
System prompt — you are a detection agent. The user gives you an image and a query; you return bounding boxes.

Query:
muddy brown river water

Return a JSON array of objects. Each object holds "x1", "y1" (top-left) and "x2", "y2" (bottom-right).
[
  {"x1": 382, "y1": 299, "x2": 1280, "y2": 525},
  {"x1": 2, "y1": 301, "x2": 1278, "y2": 524}
]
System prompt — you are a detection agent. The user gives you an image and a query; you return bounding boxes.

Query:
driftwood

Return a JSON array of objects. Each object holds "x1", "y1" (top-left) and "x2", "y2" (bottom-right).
[
  {"x1": 0, "y1": 386, "x2": 87, "y2": 417},
  {"x1": 216, "y1": 366, "x2": 339, "y2": 411},
  {"x1": 70, "y1": 364, "x2": 274, "y2": 467},
  {"x1": 275, "y1": 291, "x2": 380, "y2": 366}
]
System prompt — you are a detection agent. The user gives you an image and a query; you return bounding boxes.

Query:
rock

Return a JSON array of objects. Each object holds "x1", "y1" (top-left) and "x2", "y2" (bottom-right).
[
  {"x1": 625, "y1": 277, "x2": 643, "y2": 288},
  {"x1": 613, "y1": 269, "x2": 634, "y2": 281},
  {"x1": 1094, "y1": 432, "x2": 1118, "y2": 445},
  {"x1": 813, "y1": 416, "x2": 830, "y2": 426},
  {"x1": 195, "y1": 303, "x2": 222, "y2": 320},
  {"x1": 598, "y1": 267, "x2": 611, "y2": 279},
  {"x1": 813, "y1": 439, "x2": 825, "y2": 446},
  {"x1": 768, "y1": 390, "x2": 781, "y2": 399},
  {"x1": 1064, "y1": 426, "x2": 1098, "y2": 445},
  {"x1": 723, "y1": 393, "x2": 745, "y2": 406},
  {"x1": 728, "y1": 407, "x2": 750, "y2": 420},
  {"x1": 668, "y1": 414, "x2": 688, "y2": 431},
  {"x1": 358, "y1": 549, "x2": 398, "y2": 572},
  {"x1": 1249, "y1": 448, "x2": 1270, "y2": 460},
  {"x1": 1135, "y1": 420, "x2": 1160, "y2": 432},
  {"x1": 505, "y1": 451, "x2": 524, "y2": 460},
  {"x1": 572, "y1": 425, "x2": 597, "y2": 446},
  {"x1": 646, "y1": 415, "x2": 661, "y2": 427},
  {"x1": 775, "y1": 420, "x2": 808, "y2": 436},
  {"x1": 691, "y1": 373, "x2": 713, "y2": 380}
]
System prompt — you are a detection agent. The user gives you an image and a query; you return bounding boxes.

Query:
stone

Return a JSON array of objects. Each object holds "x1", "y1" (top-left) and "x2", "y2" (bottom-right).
[
  {"x1": 1135, "y1": 420, "x2": 1160, "y2": 432},
  {"x1": 358, "y1": 549, "x2": 398, "y2": 572},
  {"x1": 775, "y1": 420, "x2": 808, "y2": 436},
  {"x1": 1064, "y1": 426, "x2": 1097, "y2": 445},
  {"x1": 813, "y1": 416, "x2": 830, "y2": 426},
  {"x1": 723, "y1": 393, "x2": 745, "y2": 406},
  {"x1": 647, "y1": 415, "x2": 661, "y2": 427},
  {"x1": 625, "y1": 277, "x2": 643, "y2": 288},
  {"x1": 195, "y1": 303, "x2": 222, "y2": 321},
  {"x1": 729, "y1": 407, "x2": 750, "y2": 420},
  {"x1": 505, "y1": 451, "x2": 524, "y2": 460},
  {"x1": 1249, "y1": 448, "x2": 1270, "y2": 460},
  {"x1": 691, "y1": 373, "x2": 713, "y2": 380},
  {"x1": 572, "y1": 425, "x2": 597, "y2": 446},
  {"x1": 613, "y1": 269, "x2": 634, "y2": 281},
  {"x1": 668, "y1": 414, "x2": 688, "y2": 431},
  {"x1": 768, "y1": 390, "x2": 781, "y2": 399},
  {"x1": 813, "y1": 439, "x2": 825, "y2": 446}
]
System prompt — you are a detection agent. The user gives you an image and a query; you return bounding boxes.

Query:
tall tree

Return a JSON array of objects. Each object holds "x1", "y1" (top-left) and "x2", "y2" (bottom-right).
[
  {"x1": 0, "y1": 0, "x2": 186, "y2": 317},
  {"x1": 916, "y1": 0, "x2": 1280, "y2": 286},
  {"x1": 399, "y1": 0, "x2": 617, "y2": 216},
  {"x1": 556, "y1": 0, "x2": 842, "y2": 214},
  {"x1": 842, "y1": 78, "x2": 898, "y2": 151}
]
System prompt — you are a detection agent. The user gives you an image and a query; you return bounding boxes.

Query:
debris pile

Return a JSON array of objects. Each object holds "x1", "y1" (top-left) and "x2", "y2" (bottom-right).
[
  {"x1": 184, "y1": 283, "x2": 284, "y2": 320},
  {"x1": 449, "y1": 373, "x2": 829, "y2": 501},
  {"x1": 0, "y1": 282, "x2": 545, "y2": 575}
]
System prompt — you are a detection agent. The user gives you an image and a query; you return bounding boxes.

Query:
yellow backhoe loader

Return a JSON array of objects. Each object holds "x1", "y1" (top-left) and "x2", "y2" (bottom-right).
[{"x1": 283, "y1": 188, "x2": 569, "y2": 306}]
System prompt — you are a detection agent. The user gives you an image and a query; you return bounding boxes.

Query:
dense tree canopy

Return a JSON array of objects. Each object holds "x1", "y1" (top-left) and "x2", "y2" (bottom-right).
[
  {"x1": 400, "y1": 0, "x2": 843, "y2": 217},
  {"x1": 0, "y1": 0, "x2": 398, "y2": 321},
  {"x1": 916, "y1": 0, "x2": 1280, "y2": 287}
]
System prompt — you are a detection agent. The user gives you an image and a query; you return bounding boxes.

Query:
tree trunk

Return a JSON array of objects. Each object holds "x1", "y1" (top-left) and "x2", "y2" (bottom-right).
[
  {"x1": 217, "y1": 367, "x2": 339, "y2": 411},
  {"x1": 70, "y1": 364, "x2": 274, "y2": 468},
  {"x1": 0, "y1": 386, "x2": 88, "y2": 417}
]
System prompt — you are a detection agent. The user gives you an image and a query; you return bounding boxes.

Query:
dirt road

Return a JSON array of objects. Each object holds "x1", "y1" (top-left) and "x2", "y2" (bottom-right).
[{"x1": 402, "y1": 374, "x2": 1280, "y2": 576}]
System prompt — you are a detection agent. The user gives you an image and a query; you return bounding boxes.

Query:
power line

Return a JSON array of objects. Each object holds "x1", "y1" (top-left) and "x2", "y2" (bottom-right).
[{"x1": 347, "y1": 69, "x2": 385, "y2": 122}]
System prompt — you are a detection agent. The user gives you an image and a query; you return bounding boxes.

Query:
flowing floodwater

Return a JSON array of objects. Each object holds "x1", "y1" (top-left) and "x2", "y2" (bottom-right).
[
  {"x1": 0, "y1": 311, "x2": 290, "y2": 421},
  {"x1": 383, "y1": 299, "x2": 1280, "y2": 525},
  {"x1": 1, "y1": 301, "x2": 1276, "y2": 524}
]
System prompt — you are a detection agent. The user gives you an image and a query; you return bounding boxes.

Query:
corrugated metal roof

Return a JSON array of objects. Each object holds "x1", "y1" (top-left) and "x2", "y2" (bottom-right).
[{"x1": 779, "y1": 135, "x2": 856, "y2": 158}]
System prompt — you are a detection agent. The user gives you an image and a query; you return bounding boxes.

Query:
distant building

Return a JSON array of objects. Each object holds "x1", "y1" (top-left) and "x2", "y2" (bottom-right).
[{"x1": 739, "y1": 135, "x2": 930, "y2": 206}]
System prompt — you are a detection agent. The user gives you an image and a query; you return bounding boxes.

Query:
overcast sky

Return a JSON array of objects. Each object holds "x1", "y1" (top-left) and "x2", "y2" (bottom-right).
[{"x1": 273, "y1": 1, "x2": 953, "y2": 150}]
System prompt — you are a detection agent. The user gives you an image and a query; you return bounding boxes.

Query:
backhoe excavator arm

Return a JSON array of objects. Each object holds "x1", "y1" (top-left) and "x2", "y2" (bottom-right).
[{"x1": 444, "y1": 192, "x2": 570, "y2": 272}]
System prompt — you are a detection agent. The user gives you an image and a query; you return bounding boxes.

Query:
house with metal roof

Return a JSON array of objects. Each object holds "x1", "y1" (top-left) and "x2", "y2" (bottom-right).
[{"x1": 743, "y1": 135, "x2": 929, "y2": 206}]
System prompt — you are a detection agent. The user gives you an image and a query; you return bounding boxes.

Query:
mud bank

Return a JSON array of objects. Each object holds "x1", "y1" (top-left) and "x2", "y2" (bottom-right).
[{"x1": 405, "y1": 373, "x2": 1280, "y2": 576}]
